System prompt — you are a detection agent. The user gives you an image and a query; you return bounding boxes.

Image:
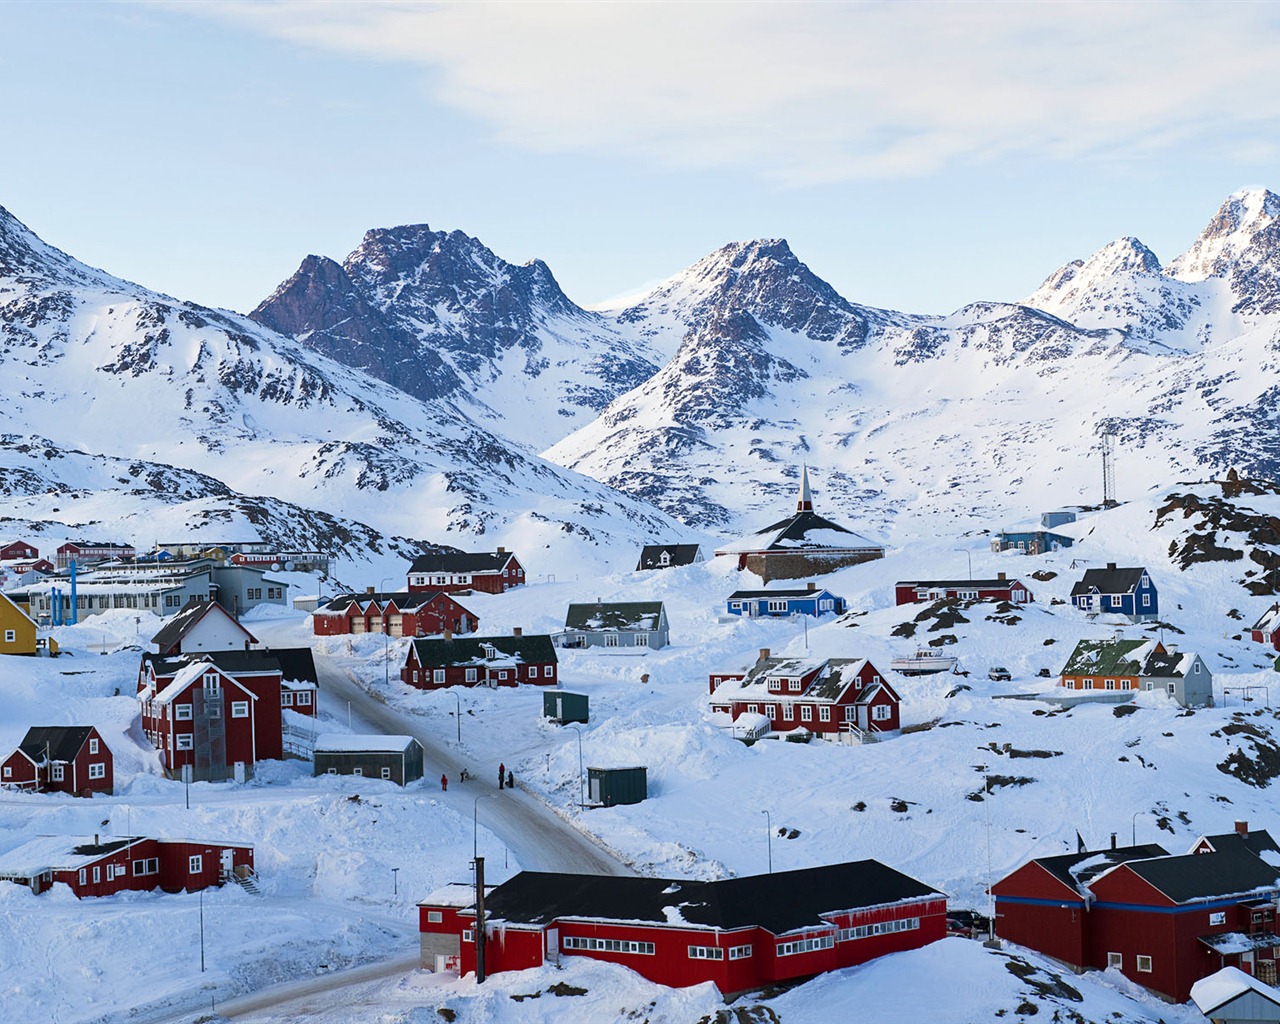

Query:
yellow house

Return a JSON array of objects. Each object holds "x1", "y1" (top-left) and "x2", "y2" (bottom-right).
[{"x1": 0, "y1": 592, "x2": 38, "y2": 655}]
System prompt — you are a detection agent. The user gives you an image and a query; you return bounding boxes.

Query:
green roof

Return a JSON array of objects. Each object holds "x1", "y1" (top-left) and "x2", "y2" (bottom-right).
[
  {"x1": 1061, "y1": 638, "x2": 1148, "y2": 676},
  {"x1": 564, "y1": 602, "x2": 665, "y2": 632},
  {"x1": 408, "y1": 634, "x2": 557, "y2": 668}
]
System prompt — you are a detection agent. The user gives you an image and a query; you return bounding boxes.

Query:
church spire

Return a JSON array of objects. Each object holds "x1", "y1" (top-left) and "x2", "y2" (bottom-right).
[{"x1": 797, "y1": 464, "x2": 813, "y2": 513}]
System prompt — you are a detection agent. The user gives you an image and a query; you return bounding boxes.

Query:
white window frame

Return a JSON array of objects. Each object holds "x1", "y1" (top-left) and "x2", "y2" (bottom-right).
[
  {"x1": 176, "y1": 734, "x2": 194, "y2": 750},
  {"x1": 819, "y1": 706, "x2": 831, "y2": 722},
  {"x1": 605, "y1": 634, "x2": 619, "y2": 647},
  {"x1": 281, "y1": 691, "x2": 294, "y2": 706},
  {"x1": 88, "y1": 738, "x2": 99, "y2": 754},
  {"x1": 231, "y1": 701, "x2": 249, "y2": 718},
  {"x1": 433, "y1": 669, "x2": 446, "y2": 683},
  {"x1": 800, "y1": 705, "x2": 813, "y2": 722},
  {"x1": 381, "y1": 767, "x2": 391, "y2": 780},
  {"x1": 177, "y1": 703, "x2": 194, "y2": 720},
  {"x1": 297, "y1": 691, "x2": 312, "y2": 705},
  {"x1": 88, "y1": 762, "x2": 105, "y2": 780},
  {"x1": 545, "y1": 665, "x2": 554, "y2": 678},
  {"x1": 189, "y1": 855, "x2": 202, "y2": 874},
  {"x1": 3, "y1": 629, "x2": 14, "y2": 643},
  {"x1": 765, "y1": 704, "x2": 776, "y2": 719},
  {"x1": 529, "y1": 666, "x2": 538, "y2": 679},
  {"x1": 767, "y1": 599, "x2": 789, "y2": 613},
  {"x1": 635, "y1": 633, "x2": 649, "y2": 647},
  {"x1": 873, "y1": 703, "x2": 892, "y2": 722},
  {"x1": 1136, "y1": 955, "x2": 1152, "y2": 973},
  {"x1": 51, "y1": 765, "x2": 64, "y2": 782},
  {"x1": 789, "y1": 679, "x2": 802, "y2": 692},
  {"x1": 728, "y1": 944, "x2": 752, "y2": 959},
  {"x1": 1108, "y1": 952, "x2": 1122, "y2": 969},
  {"x1": 688, "y1": 945, "x2": 725, "y2": 960},
  {"x1": 427, "y1": 910, "x2": 443, "y2": 923},
  {"x1": 465, "y1": 668, "x2": 478, "y2": 682}
]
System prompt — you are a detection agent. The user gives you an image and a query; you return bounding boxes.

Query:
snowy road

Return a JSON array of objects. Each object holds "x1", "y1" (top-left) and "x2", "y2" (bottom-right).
[{"x1": 257, "y1": 620, "x2": 636, "y2": 878}]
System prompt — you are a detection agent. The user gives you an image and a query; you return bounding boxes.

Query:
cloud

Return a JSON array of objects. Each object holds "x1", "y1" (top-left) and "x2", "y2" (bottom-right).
[{"x1": 183, "y1": 0, "x2": 1280, "y2": 185}]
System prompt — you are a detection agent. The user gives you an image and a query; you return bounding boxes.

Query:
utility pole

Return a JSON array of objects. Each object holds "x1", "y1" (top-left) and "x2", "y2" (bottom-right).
[
  {"x1": 475, "y1": 856, "x2": 487, "y2": 983},
  {"x1": 1101, "y1": 432, "x2": 1116, "y2": 508}
]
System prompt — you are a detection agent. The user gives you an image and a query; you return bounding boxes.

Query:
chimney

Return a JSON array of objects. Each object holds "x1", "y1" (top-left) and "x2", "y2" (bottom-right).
[
  {"x1": 1237, "y1": 820, "x2": 1250, "y2": 838},
  {"x1": 1110, "y1": 833, "x2": 1117, "y2": 850},
  {"x1": 997, "y1": 572, "x2": 1006, "y2": 581},
  {"x1": 443, "y1": 627, "x2": 453, "y2": 641},
  {"x1": 1106, "y1": 562, "x2": 1117, "y2": 571},
  {"x1": 512, "y1": 627, "x2": 522, "y2": 637},
  {"x1": 759, "y1": 648, "x2": 771, "y2": 662},
  {"x1": 806, "y1": 582, "x2": 815, "y2": 592},
  {"x1": 366, "y1": 586, "x2": 375, "y2": 594},
  {"x1": 93, "y1": 833, "x2": 99, "y2": 846},
  {"x1": 497, "y1": 546, "x2": 506, "y2": 554}
]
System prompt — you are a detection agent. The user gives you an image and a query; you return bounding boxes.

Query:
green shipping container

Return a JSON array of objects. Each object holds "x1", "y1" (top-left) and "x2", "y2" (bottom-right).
[
  {"x1": 542, "y1": 690, "x2": 589, "y2": 724},
  {"x1": 586, "y1": 765, "x2": 647, "y2": 807}
]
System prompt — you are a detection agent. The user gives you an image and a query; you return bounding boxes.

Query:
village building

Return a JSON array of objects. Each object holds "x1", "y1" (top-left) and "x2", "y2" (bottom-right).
[
  {"x1": 0, "y1": 834, "x2": 254, "y2": 898},
  {"x1": 1070, "y1": 563, "x2": 1159, "y2": 622},
  {"x1": 636, "y1": 544, "x2": 704, "y2": 571},
  {"x1": 1191, "y1": 966, "x2": 1280, "y2": 1021},
  {"x1": 313, "y1": 735, "x2": 424, "y2": 785},
  {"x1": 152, "y1": 597, "x2": 257, "y2": 656},
  {"x1": 0, "y1": 540, "x2": 39, "y2": 561},
  {"x1": 407, "y1": 548, "x2": 526, "y2": 594},
  {"x1": 715, "y1": 467, "x2": 884, "y2": 582},
  {"x1": 137, "y1": 661, "x2": 282, "y2": 782},
  {"x1": 709, "y1": 649, "x2": 901, "y2": 741},
  {"x1": 55, "y1": 541, "x2": 136, "y2": 568},
  {"x1": 1, "y1": 726, "x2": 113, "y2": 796},
  {"x1": 726, "y1": 583, "x2": 847, "y2": 618},
  {"x1": 990, "y1": 528, "x2": 1074, "y2": 554},
  {"x1": 894, "y1": 573, "x2": 1032, "y2": 606},
  {"x1": 312, "y1": 590, "x2": 477, "y2": 638},
  {"x1": 560, "y1": 601, "x2": 670, "y2": 649},
  {"x1": 0, "y1": 592, "x2": 38, "y2": 656},
  {"x1": 151, "y1": 540, "x2": 329, "y2": 574},
  {"x1": 139, "y1": 647, "x2": 318, "y2": 720},
  {"x1": 993, "y1": 823, "x2": 1280, "y2": 1002},
  {"x1": 1251, "y1": 604, "x2": 1280, "y2": 652},
  {"x1": 1059, "y1": 638, "x2": 1212, "y2": 707},
  {"x1": 418, "y1": 860, "x2": 946, "y2": 991},
  {"x1": 401, "y1": 631, "x2": 558, "y2": 690},
  {"x1": 1041, "y1": 510, "x2": 1079, "y2": 529}
]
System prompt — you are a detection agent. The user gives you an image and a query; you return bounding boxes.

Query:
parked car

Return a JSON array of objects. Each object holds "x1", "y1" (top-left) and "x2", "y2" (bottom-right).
[
  {"x1": 1036, "y1": 667, "x2": 1052, "y2": 678},
  {"x1": 988, "y1": 666, "x2": 1011, "y2": 681}
]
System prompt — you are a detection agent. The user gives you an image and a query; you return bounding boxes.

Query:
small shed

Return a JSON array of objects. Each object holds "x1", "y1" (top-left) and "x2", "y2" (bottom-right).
[
  {"x1": 1191, "y1": 966, "x2": 1280, "y2": 1023},
  {"x1": 543, "y1": 690, "x2": 589, "y2": 724},
  {"x1": 586, "y1": 766, "x2": 647, "y2": 807},
  {"x1": 314, "y1": 735, "x2": 425, "y2": 786}
]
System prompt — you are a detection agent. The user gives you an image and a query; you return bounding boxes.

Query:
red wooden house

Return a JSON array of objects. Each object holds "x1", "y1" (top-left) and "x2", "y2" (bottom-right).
[
  {"x1": 138, "y1": 661, "x2": 282, "y2": 782},
  {"x1": 894, "y1": 573, "x2": 1032, "y2": 606},
  {"x1": 1, "y1": 726, "x2": 113, "y2": 796},
  {"x1": 419, "y1": 860, "x2": 946, "y2": 991},
  {"x1": 151, "y1": 598, "x2": 258, "y2": 656},
  {"x1": 1251, "y1": 604, "x2": 1280, "y2": 651},
  {"x1": 993, "y1": 822, "x2": 1280, "y2": 1002},
  {"x1": 312, "y1": 590, "x2": 477, "y2": 638},
  {"x1": 401, "y1": 630, "x2": 557, "y2": 690},
  {"x1": 708, "y1": 649, "x2": 901, "y2": 739},
  {"x1": 0, "y1": 834, "x2": 254, "y2": 898},
  {"x1": 407, "y1": 548, "x2": 526, "y2": 595},
  {"x1": 140, "y1": 647, "x2": 318, "y2": 720},
  {"x1": 56, "y1": 541, "x2": 136, "y2": 568},
  {"x1": 0, "y1": 540, "x2": 38, "y2": 561}
]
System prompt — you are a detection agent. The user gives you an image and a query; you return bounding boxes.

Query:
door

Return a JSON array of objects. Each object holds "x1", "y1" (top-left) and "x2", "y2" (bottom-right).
[
  {"x1": 233, "y1": 761, "x2": 246, "y2": 784},
  {"x1": 588, "y1": 775, "x2": 600, "y2": 803},
  {"x1": 555, "y1": 696, "x2": 564, "y2": 721},
  {"x1": 220, "y1": 848, "x2": 234, "y2": 878},
  {"x1": 546, "y1": 928, "x2": 559, "y2": 964}
]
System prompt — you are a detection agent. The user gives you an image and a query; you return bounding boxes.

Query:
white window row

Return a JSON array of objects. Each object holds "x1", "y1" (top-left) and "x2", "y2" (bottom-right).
[
  {"x1": 728, "y1": 944, "x2": 753, "y2": 960},
  {"x1": 838, "y1": 917, "x2": 919, "y2": 941},
  {"x1": 132, "y1": 857, "x2": 159, "y2": 876},
  {"x1": 563, "y1": 936, "x2": 654, "y2": 955},
  {"x1": 777, "y1": 935, "x2": 834, "y2": 956},
  {"x1": 688, "y1": 945, "x2": 724, "y2": 960}
]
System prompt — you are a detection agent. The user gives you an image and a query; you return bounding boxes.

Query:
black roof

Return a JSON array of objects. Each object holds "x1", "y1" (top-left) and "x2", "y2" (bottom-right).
[
  {"x1": 468, "y1": 861, "x2": 942, "y2": 936},
  {"x1": 319, "y1": 591, "x2": 460, "y2": 613},
  {"x1": 1124, "y1": 845, "x2": 1280, "y2": 904},
  {"x1": 729, "y1": 588, "x2": 834, "y2": 599},
  {"x1": 897, "y1": 579, "x2": 1023, "y2": 590},
  {"x1": 1141, "y1": 645, "x2": 1189, "y2": 678},
  {"x1": 1199, "y1": 829, "x2": 1280, "y2": 859},
  {"x1": 1033, "y1": 844, "x2": 1170, "y2": 895},
  {"x1": 1070, "y1": 565, "x2": 1148, "y2": 597},
  {"x1": 18, "y1": 726, "x2": 98, "y2": 764},
  {"x1": 636, "y1": 545, "x2": 703, "y2": 570},
  {"x1": 70, "y1": 837, "x2": 135, "y2": 857},
  {"x1": 408, "y1": 634, "x2": 557, "y2": 667},
  {"x1": 408, "y1": 552, "x2": 514, "y2": 575},
  {"x1": 150, "y1": 598, "x2": 254, "y2": 649},
  {"x1": 140, "y1": 647, "x2": 318, "y2": 684},
  {"x1": 755, "y1": 510, "x2": 861, "y2": 549}
]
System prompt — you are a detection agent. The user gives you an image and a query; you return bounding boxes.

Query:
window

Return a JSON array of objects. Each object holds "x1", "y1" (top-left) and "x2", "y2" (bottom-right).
[
  {"x1": 175, "y1": 704, "x2": 193, "y2": 720},
  {"x1": 4, "y1": 630, "x2": 15, "y2": 643},
  {"x1": 1, "y1": 767, "x2": 8, "y2": 779},
  {"x1": 353, "y1": 767, "x2": 363, "y2": 776},
  {"x1": 187, "y1": 855, "x2": 202, "y2": 875},
  {"x1": 206, "y1": 704, "x2": 220, "y2": 719},
  {"x1": 729, "y1": 944, "x2": 753, "y2": 960},
  {"x1": 268, "y1": 587, "x2": 282, "y2": 600},
  {"x1": 1142, "y1": 594, "x2": 1151, "y2": 607},
  {"x1": 529, "y1": 666, "x2": 539, "y2": 679},
  {"x1": 498, "y1": 671, "x2": 508, "y2": 681},
  {"x1": 562, "y1": 936, "x2": 654, "y2": 955},
  {"x1": 729, "y1": 601, "x2": 741, "y2": 610},
  {"x1": 545, "y1": 665, "x2": 554, "y2": 678},
  {"x1": 462, "y1": 930, "x2": 474, "y2": 942},
  {"x1": 819, "y1": 706, "x2": 831, "y2": 722},
  {"x1": 89, "y1": 763, "x2": 105, "y2": 780},
  {"x1": 1194, "y1": 662, "x2": 1201, "y2": 674},
  {"x1": 433, "y1": 669, "x2": 446, "y2": 684},
  {"x1": 79, "y1": 869, "x2": 86, "y2": 885},
  {"x1": 89, "y1": 738, "x2": 99, "y2": 754},
  {"x1": 297, "y1": 691, "x2": 311, "y2": 705},
  {"x1": 747, "y1": 704, "x2": 759, "y2": 714},
  {"x1": 381, "y1": 767, "x2": 391, "y2": 780},
  {"x1": 427, "y1": 911, "x2": 443, "y2": 923},
  {"x1": 132, "y1": 858, "x2": 158, "y2": 876},
  {"x1": 605, "y1": 634, "x2": 619, "y2": 647},
  {"x1": 765, "y1": 704, "x2": 776, "y2": 719},
  {"x1": 838, "y1": 918, "x2": 918, "y2": 941},
  {"x1": 1107, "y1": 952, "x2": 1122, "y2": 968},
  {"x1": 51, "y1": 765, "x2": 64, "y2": 781},
  {"x1": 1104, "y1": 679, "x2": 1116, "y2": 690},
  {"x1": 176, "y1": 735, "x2": 194, "y2": 750},
  {"x1": 819, "y1": 599, "x2": 833, "y2": 611},
  {"x1": 783, "y1": 705, "x2": 794, "y2": 721},
  {"x1": 326, "y1": 768, "x2": 337, "y2": 775},
  {"x1": 465, "y1": 668, "x2": 477, "y2": 682},
  {"x1": 688, "y1": 945, "x2": 724, "y2": 960},
  {"x1": 635, "y1": 634, "x2": 649, "y2": 647},
  {"x1": 873, "y1": 704, "x2": 892, "y2": 722},
  {"x1": 777, "y1": 936, "x2": 834, "y2": 956},
  {"x1": 203, "y1": 673, "x2": 220, "y2": 694},
  {"x1": 801, "y1": 706, "x2": 813, "y2": 722},
  {"x1": 436, "y1": 576, "x2": 447, "y2": 586},
  {"x1": 231, "y1": 701, "x2": 249, "y2": 718},
  {"x1": 1210, "y1": 911, "x2": 1226, "y2": 926},
  {"x1": 789, "y1": 679, "x2": 802, "y2": 692},
  {"x1": 93, "y1": 866, "x2": 100, "y2": 883},
  {"x1": 768, "y1": 600, "x2": 788, "y2": 613},
  {"x1": 1136, "y1": 955, "x2": 1152, "y2": 973}
]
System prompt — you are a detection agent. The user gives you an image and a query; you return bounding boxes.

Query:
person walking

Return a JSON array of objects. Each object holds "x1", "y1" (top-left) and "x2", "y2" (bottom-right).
[
  {"x1": 498, "y1": 762, "x2": 505, "y2": 790},
  {"x1": 506, "y1": 770, "x2": 514, "y2": 790},
  {"x1": 440, "y1": 773, "x2": 448, "y2": 792}
]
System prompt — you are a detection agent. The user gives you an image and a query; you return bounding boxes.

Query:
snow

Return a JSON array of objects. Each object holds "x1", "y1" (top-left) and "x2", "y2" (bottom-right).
[
  {"x1": 1191, "y1": 965, "x2": 1280, "y2": 1014},
  {"x1": 314, "y1": 734, "x2": 416, "y2": 754}
]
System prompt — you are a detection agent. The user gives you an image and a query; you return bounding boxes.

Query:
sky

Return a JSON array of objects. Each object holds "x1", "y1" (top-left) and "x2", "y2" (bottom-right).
[{"x1": 3, "y1": 1, "x2": 1280, "y2": 317}]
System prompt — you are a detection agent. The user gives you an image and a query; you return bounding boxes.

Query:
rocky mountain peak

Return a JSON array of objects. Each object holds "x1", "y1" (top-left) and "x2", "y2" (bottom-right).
[{"x1": 1168, "y1": 188, "x2": 1280, "y2": 282}]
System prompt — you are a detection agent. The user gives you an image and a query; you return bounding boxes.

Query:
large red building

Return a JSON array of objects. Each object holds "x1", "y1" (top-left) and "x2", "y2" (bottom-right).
[
  {"x1": 419, "y1": 860, "x2": 946, "y2": 991},
  {"x1": 402, "y1": 631, "x2": 557, "y2": 690},
  {"x1": 993, "y1": 823, "x2": 1280, "y2": 1002},
  {"x1": 55, "y1": 541, "x2": 136, "y2": 568},
  {"x1": 894, "y1": 573, "x2": 1032, "y2": 606},
  {"x1": 1, "y1": 726, "x2": 113, "y2": 796},
  {"x1": 0, "y1": 540, "x2": 39, "y2": 561},
  {"x1": 708, "y1": 650, "x2": 901, "y2": 739},
  {"x1": 407, "y1": 548, "x2": 526, "y2": 595},
  {"x1": 0, "y1": 834, "x2": 254, "y2": 897},
  {"x1": 312, "y1": 590, "x2": 478, "y2": 638}
]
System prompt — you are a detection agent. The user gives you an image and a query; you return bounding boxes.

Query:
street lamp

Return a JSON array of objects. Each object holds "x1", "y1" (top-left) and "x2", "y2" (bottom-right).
[
  {"x1": 450, "y1": 690, "x2": 462, "y2": 744},
  {"x1": 1131, "y1": 810, "x2": 1143, "y2": 847},
  {"x1": 761, "y1": 810, "x2": 772, "y2": 874},
  {"x1": 474, "y1": 794, "x2": 497, "y2": 861},
  {"x1": 955, "y1": 547, "x2": 973, "y2": 579},
  {"x1": 379, "y1": 577, "x2": 395, "y2": 688},
  {"x1": 392, "y1": 867, "x2": 400, "y2": 897},
  {"x1": 199, "y1": 888, "x2": 206, "y2": 972},
  {"x1": 566, "y1": 725, "x2": 585, "y2": 808}
]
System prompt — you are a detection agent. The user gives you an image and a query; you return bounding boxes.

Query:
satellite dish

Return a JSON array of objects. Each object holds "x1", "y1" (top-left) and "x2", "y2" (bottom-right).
[{"x1": 284, "y1": 561, "x2": 295, "y2": 571}]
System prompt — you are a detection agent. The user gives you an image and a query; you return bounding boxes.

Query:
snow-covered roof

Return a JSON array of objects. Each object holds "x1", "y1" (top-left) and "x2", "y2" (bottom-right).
[
  {"x1": 0, "y1": 835, "x2": 144, "y2": 876},
  {"x1": 1191, "y1": 965, "x2": 1280, "y2": 1015},
  {"x1": 314, "y1": 734, "x2": 418, "y2": 754},
  {"x1": 151, "y1": 663, "x2": 255, "y2": 704},
  {"x1": 420, "y1": 882, "x2": 494, "y2": 907}
]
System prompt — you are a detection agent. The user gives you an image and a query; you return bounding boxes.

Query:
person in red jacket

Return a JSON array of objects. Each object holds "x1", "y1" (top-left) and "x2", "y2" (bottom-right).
[
  {"x1": 440, "y1": 773, "x2": 448, "y2": 792},
  {"x1": 498, "y1": 762, "x2": 505, "y2": 790}
]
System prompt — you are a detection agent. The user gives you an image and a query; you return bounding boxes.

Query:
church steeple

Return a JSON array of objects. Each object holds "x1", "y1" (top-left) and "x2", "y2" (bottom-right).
[{"x1": 797, "y1": 464, "x2": 813, "y2": 513}]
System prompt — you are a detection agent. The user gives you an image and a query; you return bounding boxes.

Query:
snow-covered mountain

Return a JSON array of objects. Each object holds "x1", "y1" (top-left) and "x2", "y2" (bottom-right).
[
  {"x1": 251, "y1": 225, "x2": 663, "y2": 450},
  {"x1": 546, "y1": 189, "x2": 1280, "y2": 539},
  {"x1": 0, "y1": 205, "x2": 682, "y2": 571}
]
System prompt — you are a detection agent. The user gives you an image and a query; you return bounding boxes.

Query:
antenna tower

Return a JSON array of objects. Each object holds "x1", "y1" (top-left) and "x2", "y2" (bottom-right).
[{"x1": 1101, "y1": 432, "x2": 1116, "y2": 508}]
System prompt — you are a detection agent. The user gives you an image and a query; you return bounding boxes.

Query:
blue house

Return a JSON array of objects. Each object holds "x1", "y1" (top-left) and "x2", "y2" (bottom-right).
[
  {"x1": 1070, "y1": 563, "x2": 1158, "y2": 622},
  {"x1": 726, "y1": 583, "x2": 847, "y2": 619},
  {"x1": 990, "y1": 529, "x2": 1073, "y2": 554}
]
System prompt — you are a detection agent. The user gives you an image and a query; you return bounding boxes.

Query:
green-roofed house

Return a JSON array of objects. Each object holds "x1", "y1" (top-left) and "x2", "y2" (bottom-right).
[
  {"x1": 401, "y1": 629, "x2": 558, "y2": 690},
  {"x1": 560, "y1": 600, "x2": 670, "y2": 650},
  {"x1": 1060, "y1": 637, "x2": 1213, "y2": 706}
]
